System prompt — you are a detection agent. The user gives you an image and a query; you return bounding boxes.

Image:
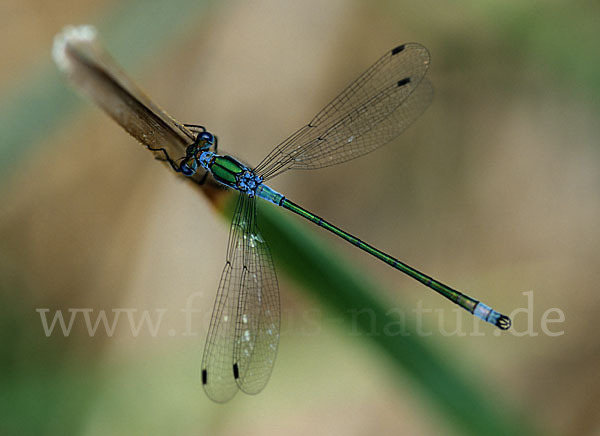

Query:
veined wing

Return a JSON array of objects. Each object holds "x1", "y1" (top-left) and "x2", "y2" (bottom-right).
[
  {"x1": 201, "y1": 194, "x2": 280, "y2": 402},
  {"x1": 232, "y1": 197, "x2": 280, "y2": 395},
  {"x1": 254, "y1": 43, "x2": 431, "y2": 180}
]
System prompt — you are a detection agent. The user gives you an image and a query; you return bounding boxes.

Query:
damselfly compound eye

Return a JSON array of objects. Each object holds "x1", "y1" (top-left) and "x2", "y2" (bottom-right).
[{"x1": 200, "y1": 132, "x2": 214, "y2": 144}]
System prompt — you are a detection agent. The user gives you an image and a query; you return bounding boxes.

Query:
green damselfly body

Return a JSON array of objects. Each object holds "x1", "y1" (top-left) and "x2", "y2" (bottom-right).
[{"x1": 150, "y1": 43, "x2": 511, "y2": 403}]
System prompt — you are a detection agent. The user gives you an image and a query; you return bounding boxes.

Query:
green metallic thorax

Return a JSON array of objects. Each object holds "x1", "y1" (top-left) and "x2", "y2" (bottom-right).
[{"x1": 209, "y1": 155, "x2": 246, "y2": 188}]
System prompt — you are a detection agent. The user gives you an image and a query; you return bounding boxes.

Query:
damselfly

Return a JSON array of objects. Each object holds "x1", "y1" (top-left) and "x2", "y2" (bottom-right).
[{"x1": 150, "y1": 43, "x2": 511, "y2": 403}]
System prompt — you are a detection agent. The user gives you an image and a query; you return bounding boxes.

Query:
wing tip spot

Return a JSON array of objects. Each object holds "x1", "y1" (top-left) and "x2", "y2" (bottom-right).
[
  {"x1": 233, "y1": 363, "x2": 240, "y2": 379},
  {"x1": 202, "y1": 369, "x2": 207, "y2": 385},
  {"x1": 391, "y1": 44, "x2": 405, "y2": 55},
  {"x1": 397, "y1": 77, "x2": 411, "y2": 87}
]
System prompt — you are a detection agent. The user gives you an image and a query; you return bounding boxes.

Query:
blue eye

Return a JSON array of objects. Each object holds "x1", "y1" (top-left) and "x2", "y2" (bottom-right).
[
  {"x1": 200, "y1": 132, "x2": 214, "y2": 144},
  {"x1": 181, "y1": 162, "x2": 194, "y2": 176}
]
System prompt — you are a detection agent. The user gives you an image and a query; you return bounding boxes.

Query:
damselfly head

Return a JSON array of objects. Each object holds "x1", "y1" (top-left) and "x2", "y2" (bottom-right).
[
  {"x1": 181, "y1": 156, "x2": 197, "y2": 176},
  {"x1": 197, "y1": 131, "x2": 215, "y2": 148},
  {"x1": 186, "y1": 131, "x2": 216, "y2": 157},
  {"x1": 185, "y1": 142, "x2": 198, "y2": 156}
]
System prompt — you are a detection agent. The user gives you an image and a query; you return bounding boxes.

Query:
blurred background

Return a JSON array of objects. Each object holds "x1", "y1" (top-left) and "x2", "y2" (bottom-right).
[{"x1": 1, "y1": 0, "x2": 599, "y2": 435}]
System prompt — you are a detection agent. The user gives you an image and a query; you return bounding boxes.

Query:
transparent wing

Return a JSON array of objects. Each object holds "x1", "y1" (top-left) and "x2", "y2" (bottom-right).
[
  {"x1": 201, "y1": 194, "x2": 280, "y2": 402},
  {"x1": 232, "y1": 198, "x2": 280, "y2": 395},
  {"x1": 253, "y1": 43, "x2": 431, "y2": 180},
  {"x1": 200, "y1": 195, "x2": 246, "y2": 403}
]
